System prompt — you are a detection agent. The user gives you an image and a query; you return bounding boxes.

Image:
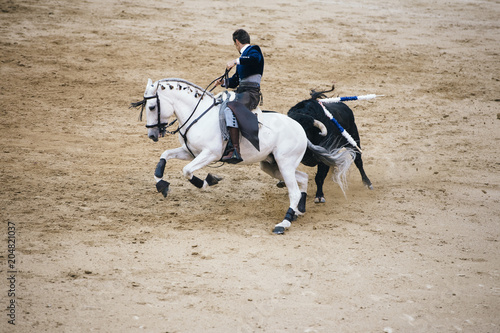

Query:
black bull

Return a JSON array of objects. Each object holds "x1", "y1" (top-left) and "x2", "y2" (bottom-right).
[{"x1": 287, "y1": 97, "x2": 373, "y2": 201}]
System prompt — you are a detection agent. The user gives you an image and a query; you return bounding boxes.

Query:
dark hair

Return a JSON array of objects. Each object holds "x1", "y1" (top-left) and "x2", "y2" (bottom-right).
[{"x1": 232, "y1": 29, "x2": 250, "y2": 44}]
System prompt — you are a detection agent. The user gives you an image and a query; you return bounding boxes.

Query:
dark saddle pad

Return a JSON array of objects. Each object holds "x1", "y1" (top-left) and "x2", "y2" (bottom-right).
[{"x1": 227, "y1": 101, "x2": 260, "y2": 151}]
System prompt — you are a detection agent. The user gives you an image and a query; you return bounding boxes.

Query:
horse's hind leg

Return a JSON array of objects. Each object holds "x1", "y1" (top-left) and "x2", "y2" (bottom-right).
[
  {"x1": 295, "y1": 170, "x2": 308, "y2": 213},
  {"x1": 273, "y1": 159, "x2": 305, "y2": 234},
  {"x1": 260, "y1": 160, "x2": 282, "y2": 180},
  {"x1": 260, "y1": 161, "x2": 308, "y2": 213},
  {"x1": 260, "y1": 160, "x2": 304, "y2": 234},
  {"x1": 354, "y1": 152, "x2": 373, "y2": 190},
  {"x1": 272, "y1": 171, "x2": 302, "y2": 234}
]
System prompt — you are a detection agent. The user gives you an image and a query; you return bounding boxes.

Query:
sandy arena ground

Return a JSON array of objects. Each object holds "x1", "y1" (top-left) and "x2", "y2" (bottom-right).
[{"x1": 1, "y1": 0, "x2": 499, "y2": 332}]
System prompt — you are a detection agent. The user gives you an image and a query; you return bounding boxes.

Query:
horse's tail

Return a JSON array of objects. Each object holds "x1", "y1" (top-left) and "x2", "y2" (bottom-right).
[{"x1": 307, "y1": 140, "x2": 356, "y2": 197}]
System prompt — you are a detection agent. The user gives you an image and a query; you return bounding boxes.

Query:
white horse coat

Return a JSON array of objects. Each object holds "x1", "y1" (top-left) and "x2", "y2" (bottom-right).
[{"x1": 133, "y1": 78, "x2": 354, "y2": 234}]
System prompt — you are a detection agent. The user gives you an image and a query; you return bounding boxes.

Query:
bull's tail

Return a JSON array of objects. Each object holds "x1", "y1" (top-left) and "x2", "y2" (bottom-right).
[{"x1": 307, "y1": 140, "x2": 356, "y2": 197}]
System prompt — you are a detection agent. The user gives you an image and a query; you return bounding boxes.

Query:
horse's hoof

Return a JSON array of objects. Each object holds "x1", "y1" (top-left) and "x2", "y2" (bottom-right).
[
  {"x1": 298, "y1": 192, "x2": 307, "y2": 213},
  {"x1": 276, "y1": 181, "x2": 286, "y2": 188},
  {"x1": 272, "y1": 226, "x2": 285, "y2": 234},
  {"x1": 206, "y1": 173, "x2": 222, "y2": 186},
  {"x1": 156, "y1": 180, "x2": 170, "y2": 198},
  {"x1": 314, "y1": 196, "x2": 326, "y2": 203},
  {"x1": 273, "y1": 219, "x2": 291, "y2": 234}
]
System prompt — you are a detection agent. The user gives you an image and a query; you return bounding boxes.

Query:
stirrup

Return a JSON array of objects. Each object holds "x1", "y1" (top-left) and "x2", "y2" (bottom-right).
[{"x1": 222, "y1": 149, "x2": 243, "y2": 164}]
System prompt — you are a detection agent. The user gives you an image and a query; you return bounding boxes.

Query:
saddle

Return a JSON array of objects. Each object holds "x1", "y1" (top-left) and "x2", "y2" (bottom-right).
[{"x1": 216, "y1": 91, "x2": 260, "y2": 152}]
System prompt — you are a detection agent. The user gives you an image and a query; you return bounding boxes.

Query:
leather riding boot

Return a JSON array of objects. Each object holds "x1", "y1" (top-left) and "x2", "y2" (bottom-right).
[{"x1": 222, "y1": 127, "x2": 243, "y2": 164}]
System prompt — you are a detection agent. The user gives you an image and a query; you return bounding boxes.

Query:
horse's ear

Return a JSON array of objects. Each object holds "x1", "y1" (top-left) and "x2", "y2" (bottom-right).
[{"x1": 147, "y1": 78, "x2": 153, "y2": 87}]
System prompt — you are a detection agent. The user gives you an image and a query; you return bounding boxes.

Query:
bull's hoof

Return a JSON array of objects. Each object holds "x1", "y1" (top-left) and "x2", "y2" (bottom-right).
[
  {"x1": 156, "y1": 180, "x2": 170, "y2": 198},
  {"x1": 314, "y1": 196, "x2": 326, "y2": 203},
  {"x1": 363, "y1": 179, "x2": 373, "y2": 190},
  {"x1": 272, "y1": 226, "x2": 285, "y2": 235}
]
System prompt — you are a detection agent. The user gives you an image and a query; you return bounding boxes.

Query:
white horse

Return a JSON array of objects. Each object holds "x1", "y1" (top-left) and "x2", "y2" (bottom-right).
[{"x1": 131, "y1": 78, "x2": 355, "y2": 234}]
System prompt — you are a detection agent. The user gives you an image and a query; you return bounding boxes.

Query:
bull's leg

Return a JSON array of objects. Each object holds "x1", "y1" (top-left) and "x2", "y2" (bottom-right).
[
  {"x1": 155, "y1": 147, "x2": 193, "y2": 197},
  {"x1": 354, "y1": 152, "x2": 373, "y2": 190},
  {"x1": 348, "y1": 125, "x2": 373, "y2": 190},
  {"x1": 314, "y1": 163, "x2": 330, "y2": 203}
]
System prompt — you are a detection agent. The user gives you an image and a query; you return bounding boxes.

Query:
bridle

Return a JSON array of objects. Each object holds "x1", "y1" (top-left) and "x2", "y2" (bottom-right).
[
  {"x1": 130, "y1": 71, "x2": 230, "y2": 155},
  {"x1": 142, "y1": 93, "x2": 177, "y2": 137}
]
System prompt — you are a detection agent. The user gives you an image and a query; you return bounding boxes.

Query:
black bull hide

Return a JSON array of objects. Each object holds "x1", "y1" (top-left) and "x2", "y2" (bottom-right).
[{"x1": 287, "y1": 99, "x2": 373, "y2": 200}]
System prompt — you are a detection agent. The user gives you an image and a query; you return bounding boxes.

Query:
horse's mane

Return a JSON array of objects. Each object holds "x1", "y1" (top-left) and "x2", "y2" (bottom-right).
[
  {"x1": 159, "y1": 78, "x2": 215, "y2": 99},
  {"x1": 130, "y1": 78, "x2": 215, "y2": 121}
]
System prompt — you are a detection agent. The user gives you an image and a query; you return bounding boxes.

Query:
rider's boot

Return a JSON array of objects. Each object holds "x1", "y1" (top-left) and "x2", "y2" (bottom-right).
[{"x1": 222, "y1": 127, "x2": 243, "y2": 164}]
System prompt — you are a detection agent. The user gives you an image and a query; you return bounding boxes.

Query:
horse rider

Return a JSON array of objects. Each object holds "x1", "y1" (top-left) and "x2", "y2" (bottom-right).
[{"x1": 214, "y1": 29, "x2": 264, "y2": 164}]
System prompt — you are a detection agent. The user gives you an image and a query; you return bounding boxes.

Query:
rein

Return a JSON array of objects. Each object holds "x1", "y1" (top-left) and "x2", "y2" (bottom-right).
[
  {"x1": 173, "y1": 73, "x2": 227, "y2": 156},
  {"x1": 174, "y1": 69, "x2": 230, "y2": 135},
  {"x1": 178, "y1": 100, "x2": 218, "y2": 157}
]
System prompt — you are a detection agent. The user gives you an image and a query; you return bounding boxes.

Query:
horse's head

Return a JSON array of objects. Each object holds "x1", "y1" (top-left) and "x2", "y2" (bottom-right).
[
  {"x1": 131, "y1": 77, "x2": 212, "y2": 142},
  {"x1": 142, "y1": 78, "x2": 174, "y2": 142}
]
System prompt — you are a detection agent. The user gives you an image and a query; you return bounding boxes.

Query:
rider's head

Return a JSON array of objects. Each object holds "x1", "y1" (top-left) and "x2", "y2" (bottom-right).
[{"x1": 232, "y1": 29, "x2": 250, "y2": 45}]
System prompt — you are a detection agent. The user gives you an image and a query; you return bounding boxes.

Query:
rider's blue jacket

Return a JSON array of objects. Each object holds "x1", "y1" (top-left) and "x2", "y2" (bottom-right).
[{"x1": 226, "y1": 45, "x2": 264, "y2": 89}]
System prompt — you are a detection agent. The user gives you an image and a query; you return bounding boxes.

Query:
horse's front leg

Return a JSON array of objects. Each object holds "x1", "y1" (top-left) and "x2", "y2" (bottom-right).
[
  {"x1": 182, "y1": 150, "x2": 222, "y2": 189},
  {"x1": 154, "y1": 147, "x2": 193, "y2": 197}
]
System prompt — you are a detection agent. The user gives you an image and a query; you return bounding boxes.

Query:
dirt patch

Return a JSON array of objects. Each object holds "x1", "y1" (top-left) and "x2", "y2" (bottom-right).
[{"x1": 1, "y1": 0, "x2": 499, "y2": 332}]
